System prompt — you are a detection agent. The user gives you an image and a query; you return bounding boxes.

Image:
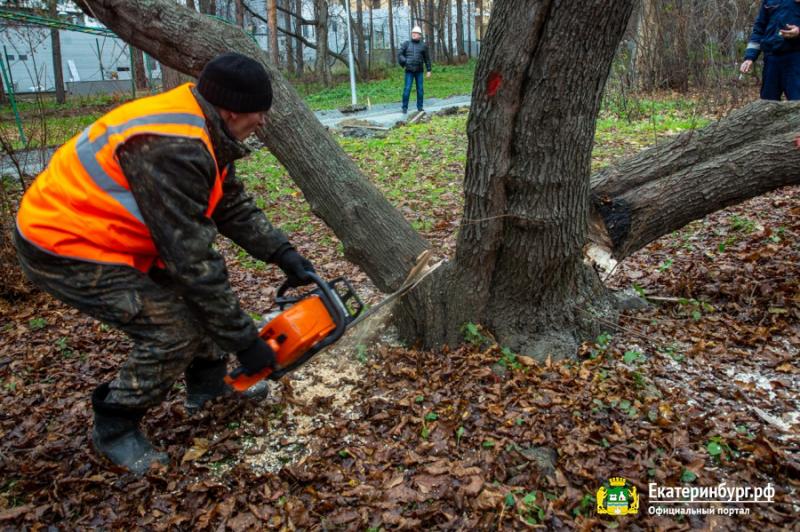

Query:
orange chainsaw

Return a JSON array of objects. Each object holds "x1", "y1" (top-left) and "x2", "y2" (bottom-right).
[{"x1": 224, "y1": 272, "x2": 364, "y2": 392}]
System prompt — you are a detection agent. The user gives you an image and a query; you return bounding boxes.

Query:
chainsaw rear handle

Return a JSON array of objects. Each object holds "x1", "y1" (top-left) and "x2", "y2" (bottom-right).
[
  {"x1": 268, "y1": 271, "x2": 348, "y2": 379},
  {"x1": 224, "y1": 338, "x2": 281, "y2": 391}
]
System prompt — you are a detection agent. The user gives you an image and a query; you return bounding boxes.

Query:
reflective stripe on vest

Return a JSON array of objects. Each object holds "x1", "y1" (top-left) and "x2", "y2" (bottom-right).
[{"x1": 16, "y1": 83, "x2": 226, "y2": 272}]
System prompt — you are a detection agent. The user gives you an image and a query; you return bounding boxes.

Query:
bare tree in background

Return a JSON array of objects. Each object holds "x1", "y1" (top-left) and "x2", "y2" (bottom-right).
[
  {"x1": 199, "y1": 0, "x2": 216, "y2": 14},
  {"x1": 283, "y1": 0, "x2": 295, "y2": 73},
  {"x1": 131, "y1": 48, "x2": 148, "y2": 91},
  {"x1": 455, "y1": 0, "x2": 464, "y2": 58},
  {"x1": 48, "y1": 0, "x2": 65, "y2": 103},
  {"x1": 388, "y1": 0, "x2": 396, "y2": 60},
  {"x1": 294, "y1": 0, "x2": 304, "y2": 74},
  {"x1": 314, "y1": 0, "x2": 332, "y2": 84},
  {"x1": 235, "y1": 0, "x2": 245, "y2": 26},
  {"x1": 268, "y1": 0, "x2": 279, "y2": 65}
]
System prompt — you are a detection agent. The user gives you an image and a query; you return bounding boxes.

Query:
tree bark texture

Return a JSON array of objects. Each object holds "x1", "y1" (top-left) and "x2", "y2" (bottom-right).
[
  {"x1": 76, "y1": 0, "x2": 429, "y2": 292},
  {"x1": 49, "y1": 0, "x2": 66, "y2": 104},
  {"x1": 589, "y1": 100, "x2": 800, "y2": 260},
  {"x1": 161, "y1": 64, "x2": 192, "y2": 90},
  {"x1": 397, "y1": 0, "x2": 636, "y2": 359}
]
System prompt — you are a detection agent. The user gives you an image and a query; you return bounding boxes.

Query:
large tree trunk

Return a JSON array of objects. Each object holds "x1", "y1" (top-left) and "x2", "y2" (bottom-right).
[
  {"x1": 588, "y1": 100, "x2": 800, "y2": 261},
  {"x1": 397, "y1": 0, "x2": 636, "y2": 359},
  {"x1": 76, "y1": 0, "x2": 428, "y2": 292},
  {"x1": 70, "y1": 0, "x2": 799, "y2": 361},
  {"x1": 314, "y1": 0, "x2": 332, "y2": 85}
]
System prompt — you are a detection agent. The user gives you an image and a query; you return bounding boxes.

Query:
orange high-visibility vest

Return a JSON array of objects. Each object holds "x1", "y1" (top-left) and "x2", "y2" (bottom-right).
[{"x1": 17, "y1": 83, "x2": 227, "y2": 272}]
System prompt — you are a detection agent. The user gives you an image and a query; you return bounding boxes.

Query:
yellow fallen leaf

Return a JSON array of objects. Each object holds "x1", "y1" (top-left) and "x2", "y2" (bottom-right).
[{"x1": 181, "y1": 438, "x2": 210, "y2": 463}]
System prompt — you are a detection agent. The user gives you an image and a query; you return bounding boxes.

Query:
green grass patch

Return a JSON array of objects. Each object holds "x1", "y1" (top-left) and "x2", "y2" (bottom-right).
[{"x1": 297, "y1": 60, "x2": 476, "y2": 110}]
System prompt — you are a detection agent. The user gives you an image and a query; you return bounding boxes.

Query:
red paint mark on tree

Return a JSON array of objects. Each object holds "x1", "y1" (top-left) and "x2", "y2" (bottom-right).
[
  {"x1": 487, "y1": 72, "x2": 502, "y2": 97},
  {"x1": 795, "y1": 136, "x2": 800, "y2": 149}
]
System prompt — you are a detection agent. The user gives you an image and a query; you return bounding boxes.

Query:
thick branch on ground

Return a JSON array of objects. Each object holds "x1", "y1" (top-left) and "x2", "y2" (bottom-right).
[
  {"x1": 75, "y1": 0, "x2": 428, "y2": 292},
  {"x1": 588, "y1": 100, "x2": 800, "y2": 261}
]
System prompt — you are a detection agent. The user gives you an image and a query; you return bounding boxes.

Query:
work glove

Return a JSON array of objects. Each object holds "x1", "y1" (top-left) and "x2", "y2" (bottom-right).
[
  {"x1": 276, "y1": 247, "x2": 316, "y2": 287},
  {"x1": 236, "y1": 338, "x2": 277, "y2": 375}
]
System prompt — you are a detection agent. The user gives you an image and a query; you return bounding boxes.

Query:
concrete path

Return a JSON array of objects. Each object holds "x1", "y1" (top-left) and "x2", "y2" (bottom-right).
[{"x1": 315, "y1": 94, "x2": 471, "y2": 129}]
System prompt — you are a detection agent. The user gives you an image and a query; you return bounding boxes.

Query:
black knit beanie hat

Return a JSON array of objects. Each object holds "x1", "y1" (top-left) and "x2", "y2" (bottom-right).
[{"x1": 197, "y1": 52, "x2": 272, "y2": 113}]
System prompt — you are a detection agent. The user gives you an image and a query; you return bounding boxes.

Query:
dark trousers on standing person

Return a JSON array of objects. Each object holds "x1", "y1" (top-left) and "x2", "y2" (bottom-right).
[
  {"x1": 402, "y1": 71, "x2": 425, "y2": 113},
  {"x1": 761, "y1": 51, "x2": 800, "y2": 101}
]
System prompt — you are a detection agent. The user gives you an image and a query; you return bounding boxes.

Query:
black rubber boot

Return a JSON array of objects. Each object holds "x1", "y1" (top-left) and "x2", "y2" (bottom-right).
[
  {"x1": 185, "y1": 358, "x2": 270, "y2": 414},
  {"x1": 184, "y1": 358, "x2": 232, "y2": 414},
  {"x1": 91, "y1": 383, "x2": 168, "y2": 475}
]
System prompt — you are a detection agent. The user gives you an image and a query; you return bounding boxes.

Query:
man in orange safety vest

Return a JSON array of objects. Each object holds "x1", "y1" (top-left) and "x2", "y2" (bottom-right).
[{"x1": 14, "y1": 53, "x2": 315, "y2": 475}]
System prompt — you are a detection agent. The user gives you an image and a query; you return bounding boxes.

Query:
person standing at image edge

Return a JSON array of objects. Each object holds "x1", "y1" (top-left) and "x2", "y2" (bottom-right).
[
  {"x1": 740, "y1": 0, "x2": 800, "y2": 100},
  {"x1": 398, "y1": 25, "x2": 432, "y2": 114}
]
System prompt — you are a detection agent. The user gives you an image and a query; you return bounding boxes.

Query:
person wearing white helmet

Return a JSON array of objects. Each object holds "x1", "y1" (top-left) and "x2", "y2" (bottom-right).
[{"x1": 398, "y1": 25, "x2": 432, "y2": 114}]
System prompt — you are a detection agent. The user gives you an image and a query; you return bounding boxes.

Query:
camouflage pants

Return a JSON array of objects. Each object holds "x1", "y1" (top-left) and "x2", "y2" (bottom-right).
[{"x1": 14, "y1": 229, "x2": 224, "y2": 409}]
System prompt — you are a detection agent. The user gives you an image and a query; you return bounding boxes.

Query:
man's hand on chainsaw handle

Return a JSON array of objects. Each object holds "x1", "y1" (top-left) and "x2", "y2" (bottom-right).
[
  {"x1": 236, "y1": 338, "x2": 277, "y2": 375},
  {"x1": 276, "y1": 247, "x2": 316, "y2": 287}
]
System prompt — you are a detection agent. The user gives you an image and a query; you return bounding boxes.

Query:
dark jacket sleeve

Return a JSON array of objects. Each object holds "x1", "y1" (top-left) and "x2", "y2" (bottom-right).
[
  {"x1": 118, "y1": 135, "x2": 259, "y2": 353},
  {"x1": 423, "y1": 43, "x2": 432, "y2": 72},
  {"x1": 212, "y1": 164, "x2": 290, "y2": 263},
  {"x1": 744, "y1": 1, "x2": 769, "y2": 61},
  {"x1": 398, "y1": 41, "x2": 408, "y2": 66}
]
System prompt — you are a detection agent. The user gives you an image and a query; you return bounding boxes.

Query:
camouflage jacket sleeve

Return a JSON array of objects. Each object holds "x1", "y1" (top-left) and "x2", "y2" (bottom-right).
[
  {"x1": 118, "y1": 135, "x2": 258, "y2": 353},
  {"x1": 212, "y1": 163, "x2": 291, "y2": 263}
]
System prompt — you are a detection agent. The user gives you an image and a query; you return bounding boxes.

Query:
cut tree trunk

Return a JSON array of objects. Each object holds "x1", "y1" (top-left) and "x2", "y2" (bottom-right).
[
  {"x1": 588, "y1": 100, "x2": 800, "y2": 262},
  {"x1": 396, "y1": 0, "x2": 636, "y2": 359},
  {"x1": 75, "y1": 0, "x2": 428, "y2": 292},
  {"x1": 69, "y1": 0, "x2": 800, "y2": 361}
]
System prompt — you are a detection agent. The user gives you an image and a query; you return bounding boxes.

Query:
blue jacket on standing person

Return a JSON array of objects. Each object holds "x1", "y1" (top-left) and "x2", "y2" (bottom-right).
[
  {"x1": 740, "y1": 0, "x2": 800, "y2": 100},
  {"x1": 398, "y1": 26, "x2": 432, "y2": 113}
]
